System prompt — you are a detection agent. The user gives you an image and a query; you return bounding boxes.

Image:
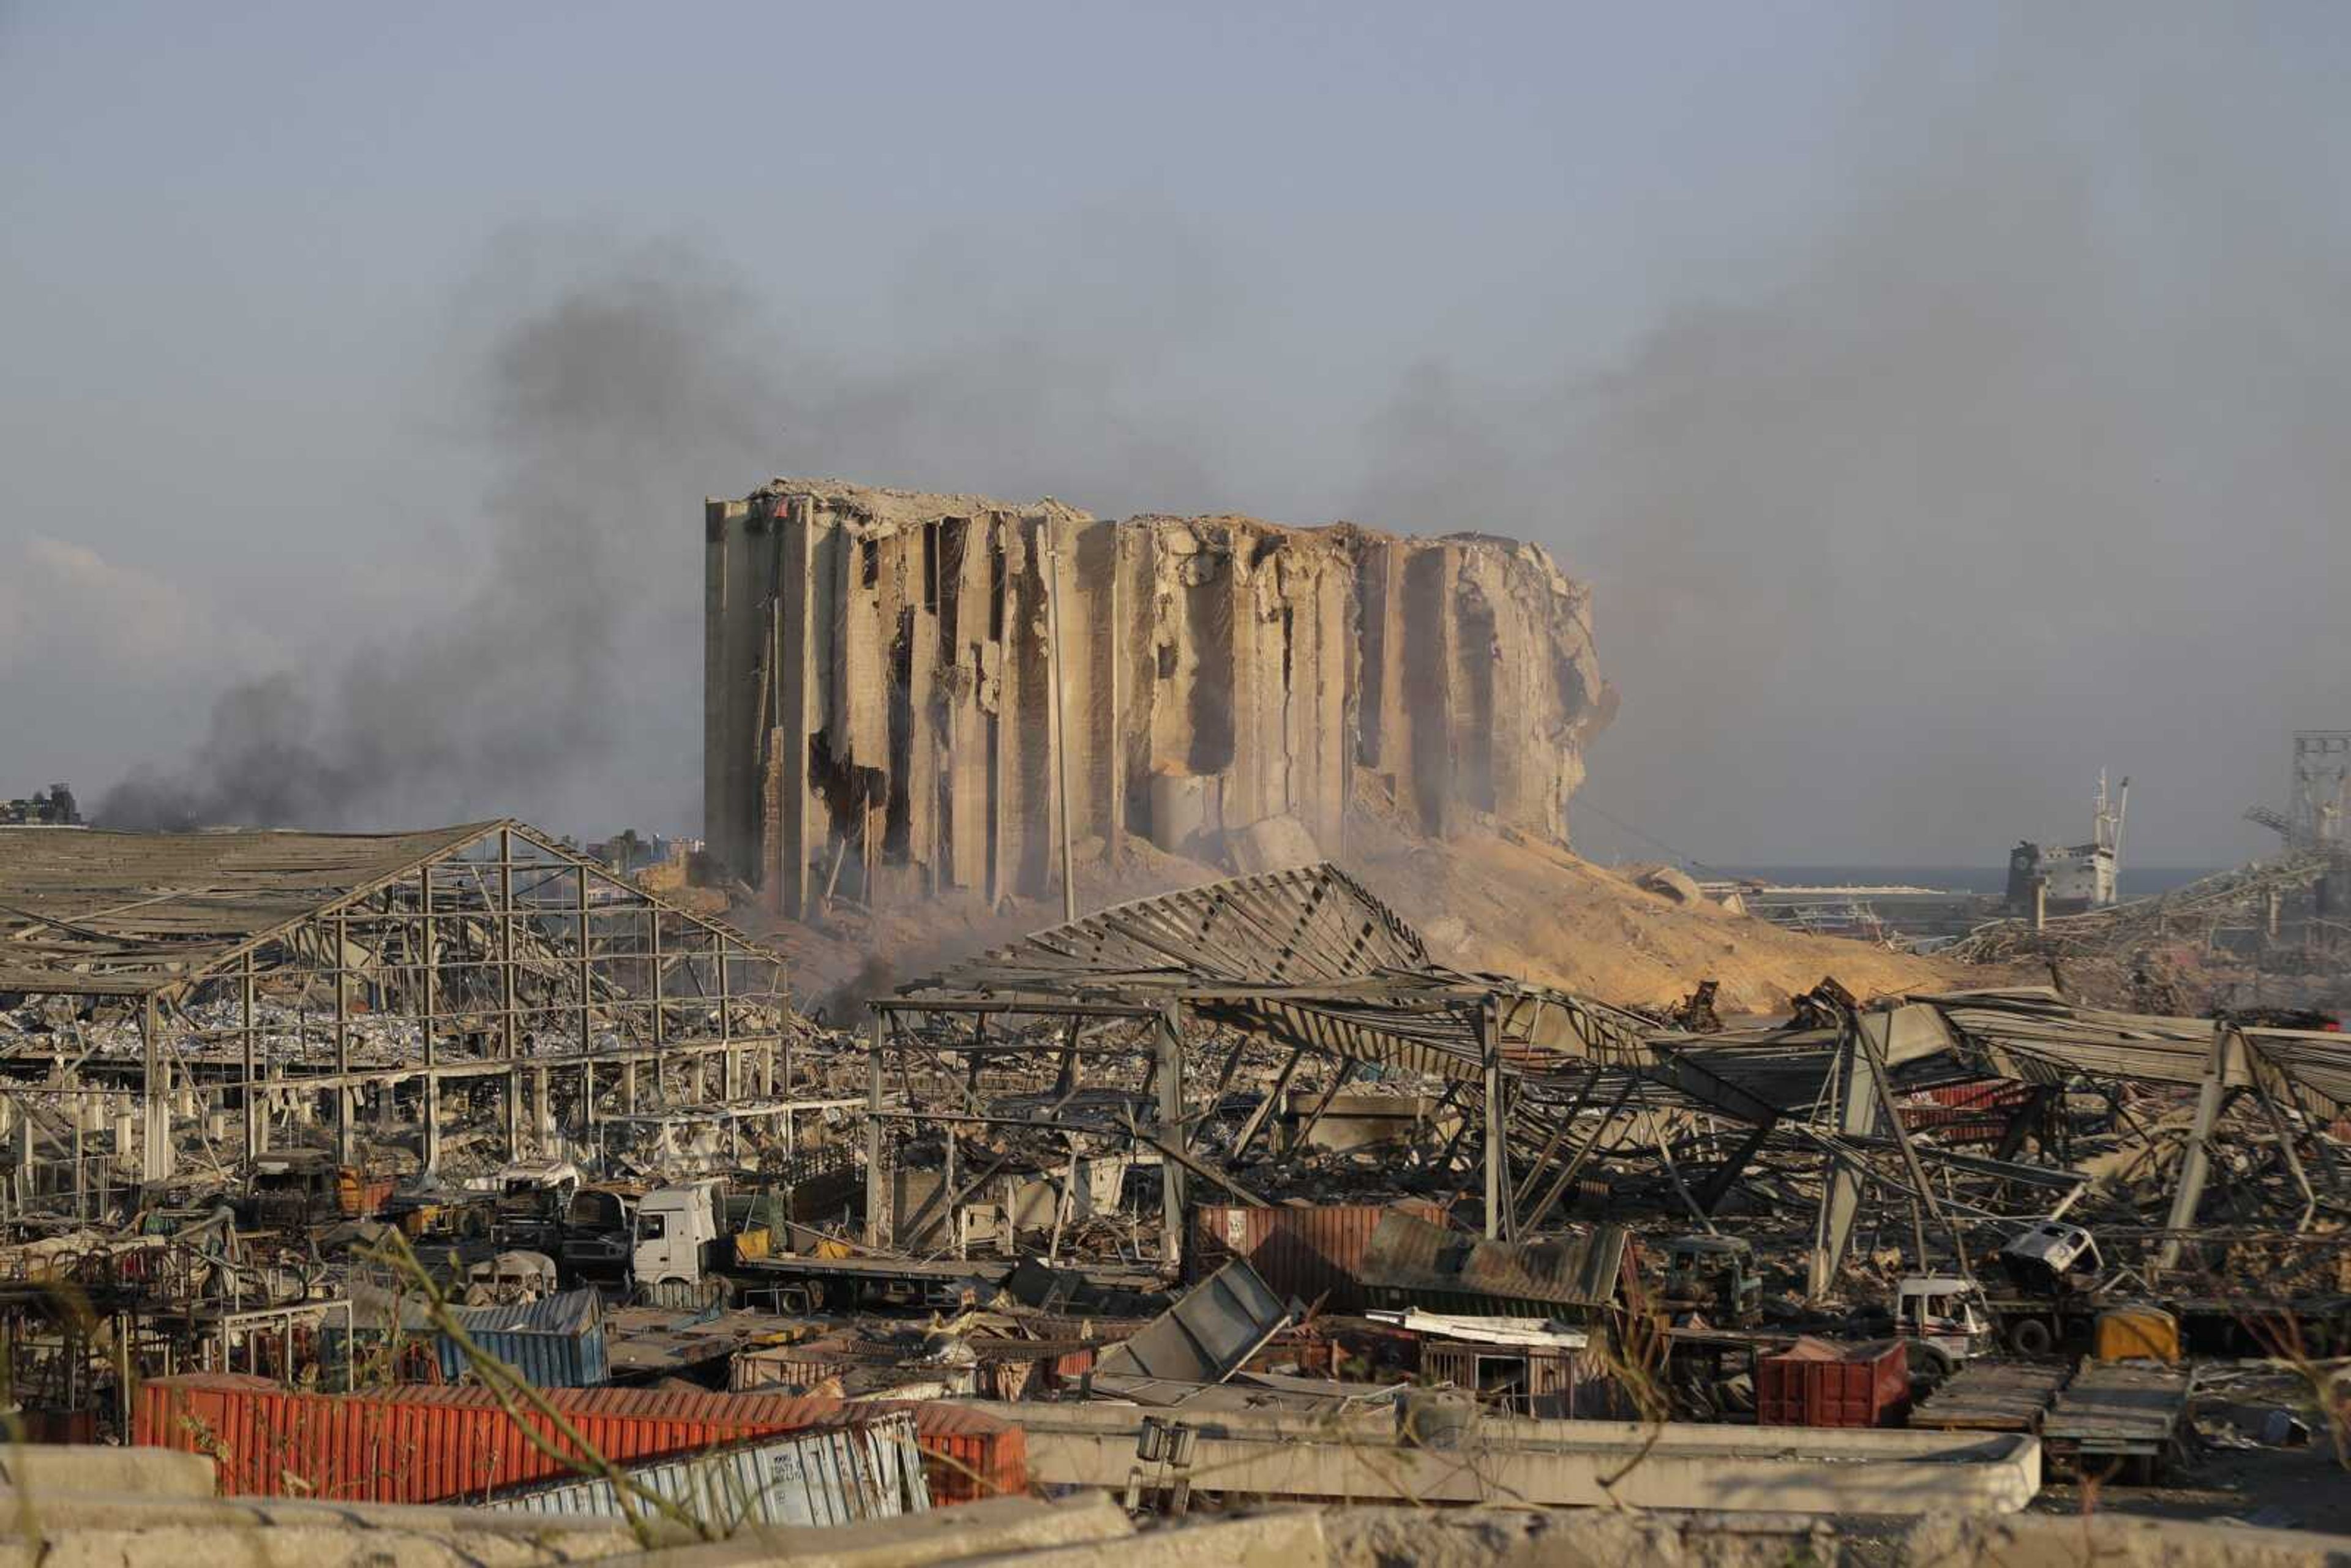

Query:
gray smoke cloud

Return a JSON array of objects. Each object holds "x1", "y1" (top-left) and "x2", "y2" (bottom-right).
[
  {"x1": 94, "y1": 6, "x2": 2351, "y2": 868},
  {"x1": 1347, "y1": 7, "x2": 2351, "y2": 866},
  {"x1": 101, "y1": 239, "x2": 793, "y2": 831}
]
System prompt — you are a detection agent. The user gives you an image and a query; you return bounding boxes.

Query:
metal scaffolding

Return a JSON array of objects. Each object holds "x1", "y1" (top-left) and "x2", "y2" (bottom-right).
[{"x1": 0, "y1": 819, "x2": 834, "y2": 1212}]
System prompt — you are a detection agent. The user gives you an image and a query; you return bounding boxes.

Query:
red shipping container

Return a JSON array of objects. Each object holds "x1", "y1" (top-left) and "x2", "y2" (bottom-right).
[
  {"x1": 865, "y1": 1398, "x2": 1028, "y2": 1504},
  {"x1": 1188, "y1": 1201, "x2": 1447, "y2": 1313},
  {"x1": 1757, "y1": 1338, "x2": 1910, "y2": 1428},
  {"x1": 133, "y1": 1375, "x2": 1024, "y2": 1506}
]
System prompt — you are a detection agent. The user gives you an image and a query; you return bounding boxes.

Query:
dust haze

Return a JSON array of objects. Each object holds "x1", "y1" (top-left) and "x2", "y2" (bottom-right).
[
  {"x1": 1358, "y1": 6, "x2": 2351, "y2": 866},
  {"x1": 99, "y1": 8, "x2": 2351, "y2": 866}
]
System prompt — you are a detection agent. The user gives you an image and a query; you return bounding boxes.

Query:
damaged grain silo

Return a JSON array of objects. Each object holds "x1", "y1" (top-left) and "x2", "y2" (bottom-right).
[{"x1": 704, "y1": 479, "x2": 1616, "y2": 915}]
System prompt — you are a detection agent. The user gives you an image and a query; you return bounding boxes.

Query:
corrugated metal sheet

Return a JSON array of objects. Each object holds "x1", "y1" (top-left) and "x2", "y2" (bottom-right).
[
  {"x1": 731, "y1": 1335, "x2": 898, "y2": 1389},
  {"x1": 482, "y1": 1412, "x2": 928, "y2": 1528},
  {"x1": 857, "y1": 1398, "x2": 1027, "y2": 1504},
  {"x1": 966, "y1": 1337, "x2": 1101, "y2": 1401},
  {"x1": 437, "y1": 1287, "x2": 607, "y2": 1387},
  {"x1": 1358, "y1": 1210, "x2": 1630, "y2": 1314},
  {"x1": 444, "y1": 1288, "x2": 603, "y2": 1336},
  {"x1": 132, "y1": 1376, "x2": 1024, "y2": 1506},
  {"x1": 335, "y1": 1283, "x2": 608, "y2": 1388},
  {"x1": 921, "y1": 864, "x2": 1432, "y2": 991},
  {"x1": 1095, "y1": 1260, "x2": 1290, "y2": 1385},
  {"x1": 1187, "y1": 1203, "x2": 1445, "y2": 1312},
  {"x1": 0, "y1": 822, "x2": 495, "y2": 996},
  {"x1": 636, "y1": 1278, "x2": 730, "y2": 1313},
  {"x1": 443, "y1": 1322, "x2": 606, "y2": 1387}
]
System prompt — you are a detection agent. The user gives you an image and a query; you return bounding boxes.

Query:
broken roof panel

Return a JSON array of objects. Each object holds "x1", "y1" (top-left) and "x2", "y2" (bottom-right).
[
  {"x1": 0, "y1": 823, "x2": 493, "y2": 996},
  {"x1": 920, "y1": 863, "x2": 1433, "y2": 997},
  {"x1": 904, "y1": 862, "x2": 1657, "y2": 1082},
  {"x1": 1898, "y1": 990, "x2": 2351, "y2": 1118},
  {"x1": 1357, "y1": 1209, "x2": 1632, "y2": 1314},
  {"x1": 1092, "y1": 1258, "x2": 1292, "y2": 1387},
  {"x1": 0, "y1": 819, "x2": 786, "y2": 1005}
]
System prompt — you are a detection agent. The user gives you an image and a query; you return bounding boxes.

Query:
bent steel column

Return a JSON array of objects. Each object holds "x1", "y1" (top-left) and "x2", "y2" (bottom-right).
[
  {"x1": 864, "y1": 1010, "x2": 889, "y2": 1248},
  {"x1": 1807, "y1": 1030, "x2": 1881, "y2": 1300},
  {"x1": 1482, "y1": 1002, "x2": 1505, "y2": 1240},
  {"x1": 140, "y1": 997, "x2": 174, "y2": 1186},
  {"x1": 1157, "y1": 1003, "x2": 1185, "y2": 1267},
  {"x1": 2158, "y1": 1022, "x2": 2238, "y2": 1274}
]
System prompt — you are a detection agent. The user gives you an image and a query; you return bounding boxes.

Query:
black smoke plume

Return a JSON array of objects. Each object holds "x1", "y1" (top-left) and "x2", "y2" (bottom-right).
[{"x1": 102, "y1": 241, "x2": 790, "y2": 831}]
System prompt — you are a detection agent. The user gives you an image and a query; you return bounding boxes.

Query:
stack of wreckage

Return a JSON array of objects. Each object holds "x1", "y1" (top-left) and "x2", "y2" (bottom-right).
[{"x1": 0, "y1": 823, "x2": 2346, "y2": 1512}]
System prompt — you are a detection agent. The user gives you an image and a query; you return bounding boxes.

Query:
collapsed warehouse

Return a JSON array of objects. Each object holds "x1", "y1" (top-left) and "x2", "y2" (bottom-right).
[
  {"x1": 0, "y1": 819, "x2": 844, "y2": 1213},
  {"x1": 865, "y1": 865, "x2": 2351, "y2": 1305},
  {"x1": 703, "y1": 479, "x2": 1614, "y2": 913}
]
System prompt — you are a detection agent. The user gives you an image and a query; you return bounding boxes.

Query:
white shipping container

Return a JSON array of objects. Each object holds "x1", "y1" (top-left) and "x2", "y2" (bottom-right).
[{"x1": 479, "y1": 1412, "x2": 929, "y2": 1530}]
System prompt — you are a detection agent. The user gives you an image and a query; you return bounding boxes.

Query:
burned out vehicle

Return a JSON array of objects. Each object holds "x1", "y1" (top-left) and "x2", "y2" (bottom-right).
[
  {"x1": 489, "y1": 1159, "x2": 580, "y2": 1253},
  {"x1": 463, "y1": 1249, "x2": 560, "y2": 1305},
  {"x1": 558, "y1": 1184, "x2": 640, "y2": 1281},
  {"x1": 1660, "y1": 1235, "x2": 1761, "y2": 1326},
  {"x1": 243, "y1": 1152, "x2": 395, "y2": 1232}
]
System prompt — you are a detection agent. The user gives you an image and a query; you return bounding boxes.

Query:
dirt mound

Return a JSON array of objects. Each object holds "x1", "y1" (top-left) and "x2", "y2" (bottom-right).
[
  {"x1": 1334, "y1": 812, "x2": 1955, "y2": 1015},
  {"x1": 740, "y1": 809, "x2": 1954, "y2": 1021}
]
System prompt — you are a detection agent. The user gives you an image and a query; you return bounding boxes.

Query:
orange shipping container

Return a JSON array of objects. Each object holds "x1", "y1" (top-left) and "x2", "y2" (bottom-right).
[
  {"x1": 1188, "y1": 1202, "x2": 1445, "y2": 1312},
  {"x1": 132, "y1": 1375, "x2": 1024, "y2": 1507},
  {"x1": 1757, "y1": 1338, "x2": 1910, "y2": 1428}
]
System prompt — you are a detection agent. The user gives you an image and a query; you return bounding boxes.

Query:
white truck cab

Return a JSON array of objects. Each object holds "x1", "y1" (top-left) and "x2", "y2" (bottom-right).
[
  {"x1": 1998, "y1": 1221, "x2": 2101, "y2": 1293},
  {"x1": 1894, "y1": 1275, "x2": 1995, "y2": 1364},
  {"x1": 632, "y1": 1180, "x2": 724, "y2": 1286}
]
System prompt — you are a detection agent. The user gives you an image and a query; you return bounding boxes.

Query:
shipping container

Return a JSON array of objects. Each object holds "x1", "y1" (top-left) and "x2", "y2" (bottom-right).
[
  {"x1": 435, "y1": 1288, "x2": 609, "y2": 1387},
  {"x1": 967, "y1": 1338, "x2": 1099, "y2": 1401},
  {"x1": 1247, "y1": 1318, "x2": 1425, "y2": 1382},
  {"x1": 1187, "y1": 1202, "x2": 1444, "y2": 1313},
  {"x1": 482, "y1": 1412, "x2": 928, "y2": 1528},
  {"x1": 133, "y1": 1376, "x2": 1025, "y2": 1507},
  {"x1": 861, "y1": 1398, "x2": 1026, "y2": 1505},
  {"x1": 1900, "y1": 1084, "x2": 2036, "y2": 1146},
  {"x1": 1757, "y1": 1337, "x2": 1910, "y2": 1428},
  {"x1": 728, "y1": 1338, "x2": 980, "y2": 1400},
  {"x1": 329, "y1": 1285, "x2": 608, "y2": 1389},
  {"x1": 18, "y1": 1408, "x2": 97, "y2": 1444}
]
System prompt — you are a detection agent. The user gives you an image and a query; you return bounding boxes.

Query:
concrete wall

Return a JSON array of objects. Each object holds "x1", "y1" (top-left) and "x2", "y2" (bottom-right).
[
  {"x1": 956, "y1": 1401, "x2": 2043, "y2": 1515},
  {"x1": 705, "y1": 482, "x2": 1614, "y2": 914}
]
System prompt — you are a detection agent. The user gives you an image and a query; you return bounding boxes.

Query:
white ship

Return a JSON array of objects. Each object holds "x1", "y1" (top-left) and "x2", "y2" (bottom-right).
[{"x1": 2007, "y1": 771, "x2": 2127, "y2": 915}]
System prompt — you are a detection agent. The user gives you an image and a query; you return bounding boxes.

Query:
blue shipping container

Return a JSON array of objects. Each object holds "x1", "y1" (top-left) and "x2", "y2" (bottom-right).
[{"x1": 436, "y1": 1288, "x2": 609, "y2": 1387}]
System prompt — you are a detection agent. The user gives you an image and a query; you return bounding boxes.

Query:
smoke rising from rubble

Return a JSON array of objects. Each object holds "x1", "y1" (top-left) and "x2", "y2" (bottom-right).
[{"x1": 102, "y1": 243, "x2": 793, "y2": 831}]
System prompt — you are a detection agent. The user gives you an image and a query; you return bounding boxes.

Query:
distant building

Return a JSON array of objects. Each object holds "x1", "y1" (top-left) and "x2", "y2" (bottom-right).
[{"x1": 0, "y1": 784, "x2": 83, "y2": 827}]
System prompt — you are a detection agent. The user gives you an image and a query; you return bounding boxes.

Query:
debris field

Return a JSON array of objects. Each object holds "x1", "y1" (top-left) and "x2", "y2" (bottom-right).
[{"x1": 0, "y1": 478, "x2": 2345, "y2": 1547}]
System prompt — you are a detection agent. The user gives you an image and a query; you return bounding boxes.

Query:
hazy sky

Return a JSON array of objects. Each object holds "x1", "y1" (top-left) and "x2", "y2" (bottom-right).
[{"x1": 4, "y1": 2, "x2": 2347, "y2": 867}]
